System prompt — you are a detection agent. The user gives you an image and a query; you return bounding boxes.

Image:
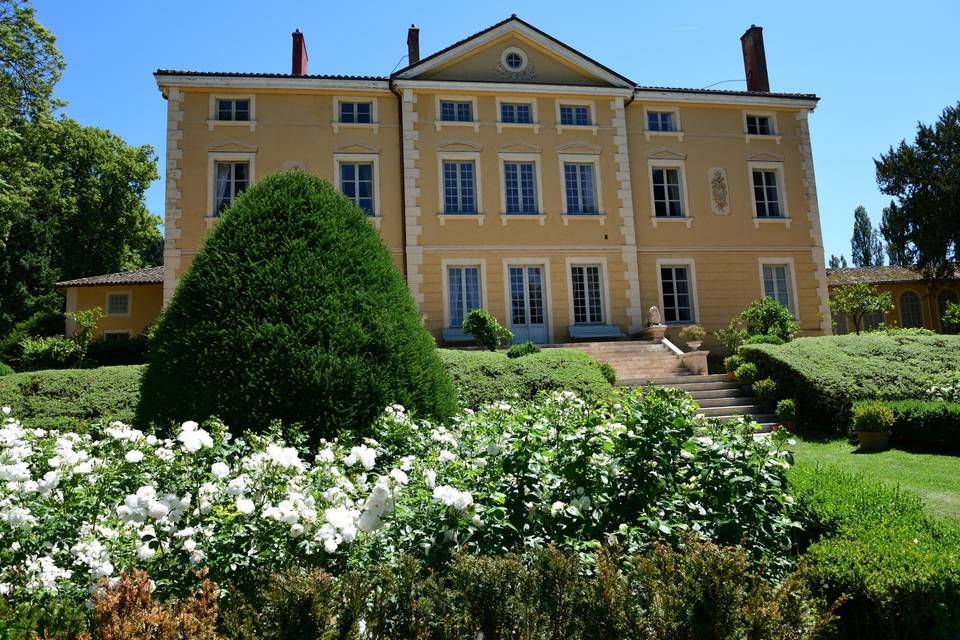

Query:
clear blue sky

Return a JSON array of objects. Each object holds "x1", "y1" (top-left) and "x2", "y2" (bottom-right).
[{"x1": 35, "y1": 0, "x2": 959, "y2": 261}]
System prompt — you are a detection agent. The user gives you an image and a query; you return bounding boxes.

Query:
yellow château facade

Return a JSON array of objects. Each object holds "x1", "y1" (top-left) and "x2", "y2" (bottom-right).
[{"x1": 62, "y1": 16, "x2": 830, "y2": 347}]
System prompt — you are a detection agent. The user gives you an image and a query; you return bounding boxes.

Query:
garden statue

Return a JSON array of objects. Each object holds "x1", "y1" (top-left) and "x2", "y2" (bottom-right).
[{"x1": 648, "y1": 305, "x2": 663, "y2": 326}]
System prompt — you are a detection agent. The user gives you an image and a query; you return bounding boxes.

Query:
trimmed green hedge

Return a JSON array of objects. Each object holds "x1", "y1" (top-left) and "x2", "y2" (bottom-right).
[
  {"x1": 439, "y1": 348, "x2": 614, "y2": 409},
  {"x1": 740, "y1": 334, "x2": 960, "y2": 432},
  {"x1": 869, "y1": 399, "x2": 960, "y2": 450},
  {"x1": 790, "y1": 464, "x2": 960, "y2": 638},
  {"x1": 0, "y1": 365, "x2": 144, "y2": 430}
]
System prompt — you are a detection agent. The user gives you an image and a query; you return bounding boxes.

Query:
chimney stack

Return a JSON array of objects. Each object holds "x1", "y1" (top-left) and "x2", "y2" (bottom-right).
[
  {"x1": 292, "y1": 29, "x2": 308, "y2": 76},
  {"x1": 407, "y1": 24, "x2": 420, "y2": 65},
  {"x1": 740, "y1": 25, "x2": 769, "y2": 92}
]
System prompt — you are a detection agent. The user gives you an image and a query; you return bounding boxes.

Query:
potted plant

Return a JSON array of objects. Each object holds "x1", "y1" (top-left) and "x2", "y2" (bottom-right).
[
  {"x1": 679, "y1": 324, "x2": 706, "y2": 350},
  {"x1": 776, "y1": 399, "x2": 797, "y2": 432},
  {"x1": 751, "y1": 377, "x2": 777, "y2": 411},
  {"x1": 851, "y1": 401, "x2": 894, "y2": 452},
  {"x1": 723, "y1": 354, "x2": 744, "y2": 382},
  {"x1": 734, "y1": 362, "x2": 758, "y2": 386}
]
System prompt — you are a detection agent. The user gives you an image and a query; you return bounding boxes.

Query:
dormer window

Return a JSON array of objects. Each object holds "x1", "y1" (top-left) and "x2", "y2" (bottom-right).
[
  {"x1": 216, "y1": 99, "x2": 249, "y2": 121},
  {"x1": 440, "y1": 100, "x2": 473, "y2": 122},
  {"x1": 746, "y1": 114, "x2": 773, "y2": 135},
  {"x1": 559, "y1": 105, "x2": 591, "y2": 126},
  {"x1": 339, "y1": 101, "x2": 372, "y2": 124}
]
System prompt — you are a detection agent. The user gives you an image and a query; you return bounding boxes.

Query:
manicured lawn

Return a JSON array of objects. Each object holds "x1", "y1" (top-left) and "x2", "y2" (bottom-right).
[{"x1": 790, "y1": 437, "x2": 960, "y2": 523}]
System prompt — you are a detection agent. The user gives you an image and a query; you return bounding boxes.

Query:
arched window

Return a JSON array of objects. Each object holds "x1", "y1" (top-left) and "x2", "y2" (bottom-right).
[
  {"x1": 899, "y1": 291, "x2": 923, "y2": 328},
  {"x1": 939, "y1": 289, "x2": 958, "y2": 332}
]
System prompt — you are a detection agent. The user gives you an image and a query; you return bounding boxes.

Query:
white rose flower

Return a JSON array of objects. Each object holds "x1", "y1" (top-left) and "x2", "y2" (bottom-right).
[
  {"x1": 235, "y1": 497, "x2": 255, "y2": 515},
  {"x1": 136, "y1": 544, "x2": 155, "y2": 561},
  {"x1": 125, "y1": 450, "x2": 144, "y2": 464},
  {"x1": 438, "y1": 450, "x2": 456, "y2": 463},
  {"x1": 211, "y1": 462, "x2": 230, "y2": 479}
]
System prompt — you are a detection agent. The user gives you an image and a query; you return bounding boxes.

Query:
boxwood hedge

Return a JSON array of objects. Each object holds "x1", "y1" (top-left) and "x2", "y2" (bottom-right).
[
  {"x1": 871, "y1": 399, "x2": 960, "y2": 450},
  {"x1": 740, "y1": 334, "x2": 960, "y2": 433}
]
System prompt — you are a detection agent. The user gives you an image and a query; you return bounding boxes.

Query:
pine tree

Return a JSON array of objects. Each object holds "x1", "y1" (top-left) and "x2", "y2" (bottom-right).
[
  {"x1": 880, "y1": 200, "x2": 913, "y2": 266},
  {"x1": 828, "y1": 254, "x2": 849, "y2": 269},
  {"x1": 850, "y1": 206, "x2": 884, "y2": 267}
]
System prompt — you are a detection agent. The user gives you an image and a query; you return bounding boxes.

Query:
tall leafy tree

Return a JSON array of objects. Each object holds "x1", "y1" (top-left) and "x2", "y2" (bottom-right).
[
  {"x1": 829, "y1": 283, "x2": 893, "y2": 335},
  {"x1": 828, "y1": 254, "x2": 848, "y2": 269},
  {"x1": 850, "y1": 205, "x2": 884, "y2": 267},
  {"x1": 875, "y1": 102, "x2": 960, "y2": 279},
  {"x1": 880, "y1": 200, "x2": 913, "y2": 266}
]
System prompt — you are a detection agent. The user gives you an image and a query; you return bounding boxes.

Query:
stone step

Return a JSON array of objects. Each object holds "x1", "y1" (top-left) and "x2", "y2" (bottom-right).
[
  {"x1": 696, "y1": 396, "x2": 759, "y2": 409},
  {"x1": 687, "y1": 388, "x2": 748, "y2": 400},
  {"x1": 697, "y1": 404, "x2": 764, "y2": 418}
]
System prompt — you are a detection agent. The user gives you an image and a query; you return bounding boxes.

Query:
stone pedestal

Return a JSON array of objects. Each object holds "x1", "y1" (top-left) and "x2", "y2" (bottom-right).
[
  {"x1": 640, "y1": 324, "x2": 667, "y2": 341},
  {"x1": 681, "y1": 350, "x2": 709, "y2": 375}
]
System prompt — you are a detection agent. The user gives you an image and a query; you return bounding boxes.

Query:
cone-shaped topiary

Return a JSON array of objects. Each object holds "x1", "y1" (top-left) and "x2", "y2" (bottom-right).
[{"x1": 136, "y1": 171, "x2": 457, "y2": 444}]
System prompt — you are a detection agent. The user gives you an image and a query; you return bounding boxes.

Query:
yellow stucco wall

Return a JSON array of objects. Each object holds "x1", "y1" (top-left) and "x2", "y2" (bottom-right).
[
  {"x1": 65, "y1": 284, "x2": 163, "y2": 338},
  {"x1": 829, "y1": 281, "x2": 960, "y2": 333}
]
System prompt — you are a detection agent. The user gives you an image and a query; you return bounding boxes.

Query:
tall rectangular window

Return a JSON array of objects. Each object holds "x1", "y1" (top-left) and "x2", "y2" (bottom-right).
[
  {"x1": 447, "y1": 266, "x2": 481, "y2": 328},
  {"x1": 440, "y1": 101, "x2": 473, "y2": 122},
  {"x1": 563, "y1": 163, "x2": 597, "y2": 214},
  {"x1": 752, "y1": 169, "x2": 782, "y2": 217},
  {"x1": 746, "y1": 114, "x2": 773, "y2": 135},
  {"x1": 571, "y1": 265, "x2": 604, "y2": 324},
  {"x1": 339, "y1": 162, "x2": 374, "y2": 215},
  {"x1": 559, "y1": 105, "x2": 590, "y2": 126},
  {"x1": 339, "y1": 102, "x2": 372, "y2": 123},
  {"x1": 214, "y1": 161, "x2": 249, "y2": 214},
  {"x1": 651, "y1": 167, "x2": 684, "y2": 217},
  {"x1": 647, "y1": 111, "x2": 676, "y2": 132},
  {"x1": 660, "y1": 266, "x2": 694, "y2": 323},
  {"x1": 762, "y1": 264, "x2": 793, "y2": 313},
  {"x1": 216, "y1": 99, "x2": 249, "y2": 121},
  {"x1": 442, "y1": 161, "x2": 477, "y2": 214},
  {"x1": 500, "y1": 102, "x2": 532, "y2": 124},
  {"x1": 503, "y1": 161, "x2": 537, "y2": 214},
  {"x1": 106, "y1": 293, "x2": 129, "y2": 316}
]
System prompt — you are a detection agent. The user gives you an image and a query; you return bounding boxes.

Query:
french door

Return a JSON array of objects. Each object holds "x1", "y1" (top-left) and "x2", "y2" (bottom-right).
[{"x1": 508, "y1": 265, "x2": 548, "y2": 343}]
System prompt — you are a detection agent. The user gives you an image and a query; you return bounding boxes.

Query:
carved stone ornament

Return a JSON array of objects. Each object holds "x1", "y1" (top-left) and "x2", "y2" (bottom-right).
[
  {"x1": 709, "y1": 167, "x2": 730, "y2": 215},
  {"x1": 494, "y1": 61, "x2": 536, "y2": 81},
  {"x1": 648, "y1": 305, "x2": 663, "y2": 326}
]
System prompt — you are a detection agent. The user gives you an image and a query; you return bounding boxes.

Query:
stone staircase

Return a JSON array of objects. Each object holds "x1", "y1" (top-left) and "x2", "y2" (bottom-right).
[{"x1": 566, "y1": 340, "x2": 778, "y2": 429}]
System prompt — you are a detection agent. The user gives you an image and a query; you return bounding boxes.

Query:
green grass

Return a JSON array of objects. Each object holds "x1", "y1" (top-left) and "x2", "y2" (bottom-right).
[{"x1": 790, "y1": 437, "x2": 960, "y2": 523}]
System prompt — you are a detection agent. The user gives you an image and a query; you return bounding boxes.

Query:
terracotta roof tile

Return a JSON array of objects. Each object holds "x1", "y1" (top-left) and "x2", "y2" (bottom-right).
[
  {"x1": 825, "y1": 265, "x2": 958, "y2": 286},
  {"x1": 56, "y1": 266, "x2": 164, "y2": 288},
  {"x1": 155, "y1": 69, "x2": 387, "y2": 81}
]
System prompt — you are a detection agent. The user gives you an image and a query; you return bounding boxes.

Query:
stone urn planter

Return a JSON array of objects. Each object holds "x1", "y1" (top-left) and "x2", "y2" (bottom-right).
[
  {"x1": 856, "y1": 430, "x2": 890, "y2": 452},
  {"x1": 686, "y1": 341, "x2": 702, "y2": 351}
]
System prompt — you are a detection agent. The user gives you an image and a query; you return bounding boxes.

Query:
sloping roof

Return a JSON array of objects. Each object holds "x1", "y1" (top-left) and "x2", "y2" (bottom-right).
[
  {"x1": 826, "y1": 265, "x2": 955, "y2": 286},
  {"x1": 635, "y1": 84, "x2": 818, "y2": 101},
  {"x1": 155, "y1": 69, "x2": 387, "y2": 81},
  {"x1": 56, "y1": 266, "x2": 164, "y2": 288}
]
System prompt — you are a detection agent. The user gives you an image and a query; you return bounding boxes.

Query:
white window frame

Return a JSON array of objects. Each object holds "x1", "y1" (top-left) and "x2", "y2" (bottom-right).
[
  {"x1": 334, "y1": 153, "x2": 381, "y2": 217},
  {"x1": 441, "y1": 258, "x2": 488, "y2": 330},
  {"x1": 498, "y1": 152, "x2": 543, "y2": 221},
  {"x1": 434, "y1": 95, "x2": 479, "y2": 132},
  {"x1": 555, "y1": 99, "x2": 598, "y2": 135},
  {"x1": 656, "y1": 258, "x2": 700, "y2": 325},
  {"x1": 495, "y1": 96, "x2": 539, "y2": 133},
  {"x1": 743, "y1": 110, "x2": 781, "y2": 143},
  {"x1": 565, "y1": 257, "x2": 612, "y2": 327},
  {"x1": 332, "y1": 96, "x2": 380, "y2": 133},
  {"x1": 748, "y1": 161, "x2": 790, "y2": 225},
  {"x1": 207, "y1": 152, "x2": 256, "y2": 219},
  {"x1": 898, "y1": 289, "x2": 925, "y2": 328},
  {"x1": 500, "y1": 46, "x2": 529, "y2": 73},
  {"x1": 207, "y1": 94, "x2": 256, "y2": 131},
  {"x1": 501, "y1": 257, "x2": 553, "y2": 342},
  {"x1": 558, "y1": 153, "x2": 604, "y2": 224},
  {"x1": 642, "y1": 106, "x2": 683, "y2": 141},
  {"x1": 757, "y1": 257, "x2": 800, "y2": 320},
  {"x1": 647, "y1": 158, "x2": 692, "y2": 228},
  {"x1": 105, "y1": 291, "x2": 131, "y2": 318},
  {"x1": 436, "y1": 151, "x2": 484, "y2": 224}
]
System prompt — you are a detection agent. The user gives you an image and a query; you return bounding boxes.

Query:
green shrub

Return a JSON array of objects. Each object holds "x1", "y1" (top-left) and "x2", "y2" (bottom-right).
[
  {"x1": 678, "y1": 324, "x2": 706, "y2": 342},
  {"x1": 740, "y1": 334, "x2": 960, "y2": 433},
  {"x1": 734, "y1": 362, "x2": 759, "y2": 385},
  {"x1": 0, "y1": 365, "x2": 143, "y2": 429},
  {"x1": 776, "y1": 398, "x2": 796, "y2": 421},
  {"x1": 723, "y1": 354, "x2": 743, "y2": 373},
  {"x1": 0, "y1": 362, "x2": 12, "y2": 377},
  {"x1": 597, "y1": 361, "x2": 616, "y2": 385},
  {"x1": 789, "y1": 464, "x2": 960, "y2": 637},
  {"x1": 86, "y1": 333, "x2": 150, "y2": 367},
  {"x1": 852, "y1": 400, "x2": 895, "y2": 433},
  {"x1": 505, "y1": 341, "x2": 540, "y2": 358},
  {"x1": 715, "y1": 298, "x2": 799, "y2": 351},
  {"x1": 137, "y1": 172, "x2": 456, "y2": 444},
  {"x1": 741, "y1": 333, "x2": 785, "y2": 346},
  {"x1": 752, "y1": 377, "x2": 777, "y2": 401},
  {"x1": 462, "y1": 308, "x2": 513, "y2": 351},
  {"x1": 439, "y1": 348, "x2": 614, "y2": 408},
  {"x1": 18, "y1": 335, "x2": 82, "y2": 371},
  {"x1": 0, "y1": 310, "x2": 65, "y2": 366},
  {"x1": 882, "y1": 399, "x2": 960, "y2": 449},
  {"x1": 943, "y1": 301, "x2": 960, "y2": 334}
]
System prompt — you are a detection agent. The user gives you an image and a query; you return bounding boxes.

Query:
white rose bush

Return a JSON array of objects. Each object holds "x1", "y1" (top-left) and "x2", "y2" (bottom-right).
[{"x1": 0, "y1": 387, "x2": 797, "y2": 612}]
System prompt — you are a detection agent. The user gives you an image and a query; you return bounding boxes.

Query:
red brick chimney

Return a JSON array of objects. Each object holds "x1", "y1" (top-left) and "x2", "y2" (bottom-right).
[
  {"x1": 292, "y1": 29, "x2": 308, "y2": 76},
  {"x1": 407, "y1": 24, "x2": 420, "y2": 65},
  {"x1": 740, "y1": 25, "x2": 769, "y2": 92}
]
